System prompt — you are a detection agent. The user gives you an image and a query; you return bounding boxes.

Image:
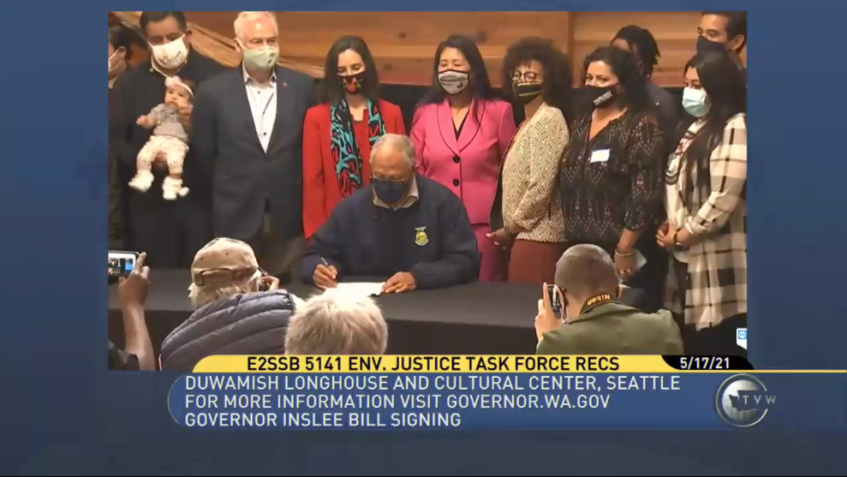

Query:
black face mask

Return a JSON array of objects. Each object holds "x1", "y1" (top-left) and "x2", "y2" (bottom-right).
[
  {"x1": 341, "y1": 72, "x2": 366, "y2": 95},
  {"x1": 697, "y1": 36, "x2": 728, "y2": 56},
  {"x1": 514, "y1": 83, "x2": 544, "y2": 105},
  {"x1": 584, "y1": 85, "x2": 616, "y2": 109},
  {"x1": 372, "y1": 174, "x2": 411, "y2": 205}
]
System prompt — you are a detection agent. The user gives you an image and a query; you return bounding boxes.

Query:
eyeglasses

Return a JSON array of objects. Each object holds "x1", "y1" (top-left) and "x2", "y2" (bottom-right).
[
  {"x1": 372, "y1": 169, "x2": 413, "y2": 184},
  {"x1": 511, "y1": 70, "x2": 541, "y2": 82}
]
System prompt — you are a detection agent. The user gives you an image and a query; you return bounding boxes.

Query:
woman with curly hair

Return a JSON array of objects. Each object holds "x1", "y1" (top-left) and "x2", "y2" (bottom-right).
[{"x1": 488, "y1": 37, "x2": 573, "y2": 283}]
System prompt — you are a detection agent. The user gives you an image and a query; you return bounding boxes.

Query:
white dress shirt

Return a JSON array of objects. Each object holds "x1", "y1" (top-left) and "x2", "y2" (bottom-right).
[{"x1": 243, "y1": 66, "x2": 277, "y2": 153}]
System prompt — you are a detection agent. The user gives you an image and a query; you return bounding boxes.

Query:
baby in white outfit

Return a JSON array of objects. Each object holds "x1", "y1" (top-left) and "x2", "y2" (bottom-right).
[{"x1": 128, "y1": 76, "x2": 195, "y2": 200}]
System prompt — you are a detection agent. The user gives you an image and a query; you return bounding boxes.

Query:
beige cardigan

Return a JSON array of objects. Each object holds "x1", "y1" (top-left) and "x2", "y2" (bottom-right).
[{"x1": 501, "y1": 102, "x2": 570, "y2": 243}]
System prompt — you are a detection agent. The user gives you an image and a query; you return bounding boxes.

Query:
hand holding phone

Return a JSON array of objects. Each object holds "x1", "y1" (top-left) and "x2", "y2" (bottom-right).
[
  {"x1": 117, "y1": 252, "x2": 150, "y2": 306},
  {"x1": 536, "y1": 283, "x2": 564, "y2": 342},
  {"x1": 546, "y1": 284, "x2": 562, "y2": 316},
  {"x1": 109, "y1": 250, "x2": 140, "y2": 279},
  {"x1": 258, "y1": 269, "x2": 279, "y2": 291}
]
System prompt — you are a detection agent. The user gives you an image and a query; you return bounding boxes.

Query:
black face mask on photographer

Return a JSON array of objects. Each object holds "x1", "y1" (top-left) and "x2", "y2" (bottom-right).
[{"x1": 372, "y1": 170, "x2": 413, "y2": 206}]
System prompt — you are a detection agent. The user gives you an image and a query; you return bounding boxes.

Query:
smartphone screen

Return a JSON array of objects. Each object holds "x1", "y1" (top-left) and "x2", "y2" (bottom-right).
[
  {"x1": 546, "y1": 284, "x2": 562, "y2": 315},
  {"x1": 108, "y1": 251, "x2": 138, "y2": 278}
]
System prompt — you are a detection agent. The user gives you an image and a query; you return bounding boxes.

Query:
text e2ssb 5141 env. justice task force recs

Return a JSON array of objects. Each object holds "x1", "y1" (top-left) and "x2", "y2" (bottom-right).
[{"x1": 245, "y1": 355, "x2": 622, "y2": 372}]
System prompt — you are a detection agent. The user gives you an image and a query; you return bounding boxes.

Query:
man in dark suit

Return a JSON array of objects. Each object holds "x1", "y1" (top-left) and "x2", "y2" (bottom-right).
[
  {"x1": 111, "y1": 11, "x2": 228, "y2": 268},
  {"x1": 192, "y1": 12, "x2": 315, "y2": 282}
]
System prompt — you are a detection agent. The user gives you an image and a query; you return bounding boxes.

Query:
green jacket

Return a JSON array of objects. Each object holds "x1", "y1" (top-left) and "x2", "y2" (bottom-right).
[{"x1": 537, "y1": 302, "x2": 684, "y2": 355}]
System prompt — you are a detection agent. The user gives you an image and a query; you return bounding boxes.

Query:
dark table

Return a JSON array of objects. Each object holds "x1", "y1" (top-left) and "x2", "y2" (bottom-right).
[{"x1": 109, "y1": 271, "x2": 642, "y2": 355}]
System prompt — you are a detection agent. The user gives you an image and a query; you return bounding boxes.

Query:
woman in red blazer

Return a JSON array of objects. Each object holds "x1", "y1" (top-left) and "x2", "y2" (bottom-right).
[
  {"x1": 303, "y1": 36, "x2": 406, "y2": 239},
  {"x1": 411, "y1": 35, "x2": 516, "y2": 282}
]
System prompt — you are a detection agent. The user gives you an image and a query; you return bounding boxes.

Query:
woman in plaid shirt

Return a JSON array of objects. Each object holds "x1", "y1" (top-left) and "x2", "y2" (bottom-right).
[{"x1": 658, "y1": 52, "x2": 747, "y2": 356}]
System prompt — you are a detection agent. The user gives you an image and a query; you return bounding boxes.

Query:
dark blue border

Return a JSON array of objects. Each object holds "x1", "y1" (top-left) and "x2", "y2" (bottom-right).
[{"x1": 1, "y1": 2, "x2": 846, "y2": 474}]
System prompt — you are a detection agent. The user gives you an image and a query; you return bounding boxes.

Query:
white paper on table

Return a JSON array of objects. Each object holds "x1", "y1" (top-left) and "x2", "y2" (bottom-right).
[{"x1": 334, "y1": 282, "x2": 385, "y2": 297}]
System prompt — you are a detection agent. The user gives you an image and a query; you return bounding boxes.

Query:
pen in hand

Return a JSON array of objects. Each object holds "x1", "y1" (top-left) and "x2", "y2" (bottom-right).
[
  {"x1": 315, "y1": 257, "x2": 338, "y2": 289},
  {"x1": 320, "y1": 258, "x2": 336, "y2": 276}
]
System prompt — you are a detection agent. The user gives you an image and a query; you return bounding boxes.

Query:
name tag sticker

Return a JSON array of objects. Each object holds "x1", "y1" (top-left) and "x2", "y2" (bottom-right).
[{"x1": 590, "y1": 149, "x2": 611, "y2": 164}]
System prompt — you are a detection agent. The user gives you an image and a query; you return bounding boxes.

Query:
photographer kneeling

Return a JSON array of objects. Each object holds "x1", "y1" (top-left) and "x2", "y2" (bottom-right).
[
  {"x1": 536, "y1": 244, "x2": 683, "y2": 355},
  {"x1": 160, "y1": 238, "x2": 301, "y2": 371}
]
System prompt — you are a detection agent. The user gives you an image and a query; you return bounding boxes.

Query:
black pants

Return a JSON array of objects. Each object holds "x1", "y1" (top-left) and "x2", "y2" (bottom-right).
[
  {"x1": 127, "y1": 187, "x2": 212, "y2": 269},
  {"x1": 672, "y1": 258, "x2": 748, "y2": 358},
  {"x1": 244, "y1": 202, "x2": 305, "y2": 283}
]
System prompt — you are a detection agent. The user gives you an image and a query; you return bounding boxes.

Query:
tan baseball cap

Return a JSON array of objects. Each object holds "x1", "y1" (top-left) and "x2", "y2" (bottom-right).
[{"x1": 191, "y1": 238, "x2": 258, "y2": 287}]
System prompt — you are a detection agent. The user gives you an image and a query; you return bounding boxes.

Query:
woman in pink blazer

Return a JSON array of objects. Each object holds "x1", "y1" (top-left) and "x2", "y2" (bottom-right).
[{"x1": 411, "y1": 35, "x2": 517, "y2": 282}]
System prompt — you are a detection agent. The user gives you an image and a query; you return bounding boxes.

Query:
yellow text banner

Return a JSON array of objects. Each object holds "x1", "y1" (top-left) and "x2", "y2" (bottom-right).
[{"x1": 194, "y1": 355, "x2": 676, "y2": 374}]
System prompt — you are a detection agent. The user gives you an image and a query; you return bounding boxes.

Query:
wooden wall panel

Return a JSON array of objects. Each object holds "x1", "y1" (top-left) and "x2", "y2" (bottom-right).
[
  {"x1": 185, "y1": 12, "x2": 572, "y2": 86},
  {"x1": 573, "y1": 11, "x2": 746, "y2": 86},
  {"x1": 127, "y1": 12, "x2": 749, "y2": 87},
  {"x1": 573, "y1": 12, "x2": 699, "y2": 86}
]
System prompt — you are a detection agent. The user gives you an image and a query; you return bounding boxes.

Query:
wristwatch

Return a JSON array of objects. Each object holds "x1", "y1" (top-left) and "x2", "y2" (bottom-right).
[{"x1": 672, "y1": 231, "x2": 683, "y2": 248}]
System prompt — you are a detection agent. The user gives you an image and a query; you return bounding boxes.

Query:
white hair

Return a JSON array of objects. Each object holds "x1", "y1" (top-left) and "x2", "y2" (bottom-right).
[
  {"x1": 370, "y1": 133, "x2": 417, "y2": 168},
  {"x1": 188, "y1": 271, "x2": 261, "y2": 310},
  {"x1": 285, "y1": 289, "x2": 388, "y2": 355},
  {"x1": 233, "y1": 11, "x2": 279, "y2": 41}
]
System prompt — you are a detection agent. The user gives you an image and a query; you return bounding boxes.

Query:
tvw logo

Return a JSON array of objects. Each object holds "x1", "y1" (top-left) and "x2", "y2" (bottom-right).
[{"x1": 729, "y1": 390, "x2": 777, "y2": 411}]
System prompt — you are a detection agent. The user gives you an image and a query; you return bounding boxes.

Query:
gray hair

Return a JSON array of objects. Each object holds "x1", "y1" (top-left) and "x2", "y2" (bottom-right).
[
  {"x1": 233, "y1": 11, "x2": 278, "y2": 42},
  {"x1": 370, "y1": 133, "x2": 416, "y2": 169},
  {"x1": 188, "y1": 271, "x2": 261, "y2": 310},
  {"x1": 554, "y1": 244, "x2": 621, "y2": 300},
  {"x1": 286, "y1": 289, "x2": 388, "y2": 355}
]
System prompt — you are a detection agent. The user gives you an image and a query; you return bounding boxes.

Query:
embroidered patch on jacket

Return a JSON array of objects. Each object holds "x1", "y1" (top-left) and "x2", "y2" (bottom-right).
[{"x1": 414, "y1": 227, "x2": 429, "y2": 246}]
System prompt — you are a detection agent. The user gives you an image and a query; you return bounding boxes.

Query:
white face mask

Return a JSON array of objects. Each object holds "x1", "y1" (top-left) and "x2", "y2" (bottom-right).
[
  {"x1": 438, "y1": 70, "x2": 469, "y2": 95},
  {"x1": 151, "y1": 36, "x2": 188, "y2": 70}
]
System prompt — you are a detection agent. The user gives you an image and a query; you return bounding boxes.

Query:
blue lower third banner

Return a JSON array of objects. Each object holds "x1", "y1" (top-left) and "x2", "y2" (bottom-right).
[{"x1": 167, "y1": 356, "x2": 847, "y2": 431}]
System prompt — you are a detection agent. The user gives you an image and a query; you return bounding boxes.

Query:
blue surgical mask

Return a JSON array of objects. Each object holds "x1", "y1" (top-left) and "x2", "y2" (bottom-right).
[{"x1": 682, "y1": 87, "x2": 710, "y2": 118}]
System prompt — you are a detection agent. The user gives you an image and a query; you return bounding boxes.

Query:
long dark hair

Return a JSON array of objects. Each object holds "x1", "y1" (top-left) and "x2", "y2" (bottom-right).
[
  {"x1": 668, "y1": 52, "x2": 747, "y2": 203},
  {"x1": 419, "y1": 35, "x2": 494, "y2": 106},
  {"x1": 501, "y1": 37, "x2": 574, "y2": 125},
  {"x1": 318, "y1": 36, "x2": 381, "y2": 104},
  {"x1": 553, "y1": 47, "x2": 654, "y2": 209},
  {"x1": 582, "y1": 46, "x2": 651, "y2": 116}
]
